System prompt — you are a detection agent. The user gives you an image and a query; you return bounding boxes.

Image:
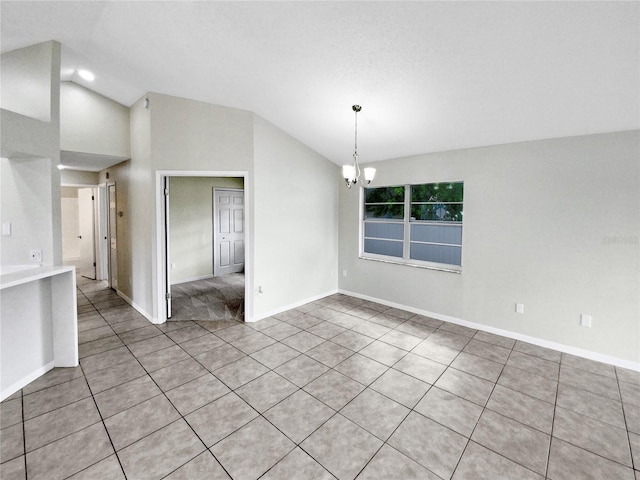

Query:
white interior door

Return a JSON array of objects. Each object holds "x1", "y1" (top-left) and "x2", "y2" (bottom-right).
[
  {"x1": 60, "y1": 189, "x2": 81, "y2": 264},
  {"x1": 77, "y1": 188, "x2": 96, "y2": 279},
  {"x1": 96, "y1": 186, "x2": 109, "y2": 281},
  {"x1": 214, "y1": 188, "x2": 245, "y2": 277},
  {"x1": 108, "y1": 184, "x2": 118, "y2": 290}
]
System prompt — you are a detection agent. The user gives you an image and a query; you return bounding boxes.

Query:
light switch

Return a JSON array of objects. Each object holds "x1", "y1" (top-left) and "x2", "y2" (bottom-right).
[
  {"x1": 2, "y1": 223, "x2": 11, "y2": 236},
  {"x1": 580, "y1": 314, "x2": 592, "y2": 328}
]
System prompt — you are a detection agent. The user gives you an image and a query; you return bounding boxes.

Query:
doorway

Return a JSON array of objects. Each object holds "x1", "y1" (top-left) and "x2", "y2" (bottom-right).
[
  {"x1": 157, "y1": 173, "x2": 249, "y2": 323},
  {"x1": 60, "y1": 186, "x2": 97, "y2": 279}
]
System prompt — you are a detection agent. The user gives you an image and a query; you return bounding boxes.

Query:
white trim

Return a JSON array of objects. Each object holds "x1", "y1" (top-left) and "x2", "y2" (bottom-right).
[
  {"x1": 155, "y1": 170, "x2": 251, "y2": 324},
  {"x1": 1, "y1": 361, "x2": 54, "y2": 402},
  {"x1": 339, "y1": 288, "x2": 640, "y2": 372},
  {"x1": 116, "y1": 289, "x2": 155, "y2": 323},
  {"x1": 171, "y1": 274, "x2": 214, "y2": 285},
  {"x1": 252, "y1": 289, "x2": 339, "y2": 322},
  {"x1": 358, "y1": 255, "x2": 463, "y2": 274}
]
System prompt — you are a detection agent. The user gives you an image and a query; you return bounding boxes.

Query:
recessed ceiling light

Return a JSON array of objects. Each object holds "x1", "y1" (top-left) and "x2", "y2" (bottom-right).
[{"x1": 77, "y1": 69, "x2": 95, "y2": 82}]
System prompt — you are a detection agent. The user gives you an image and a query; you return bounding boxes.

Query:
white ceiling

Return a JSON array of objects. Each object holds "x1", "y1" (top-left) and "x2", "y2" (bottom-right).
[{"x1": 2, "y1": 1, "x2": 638, "y2": 165}]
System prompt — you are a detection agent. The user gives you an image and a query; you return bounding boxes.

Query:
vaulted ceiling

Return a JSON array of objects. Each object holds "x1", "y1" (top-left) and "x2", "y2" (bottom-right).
[{"x1": 2, "y1": 1, "x2": 638, "y2": 165}]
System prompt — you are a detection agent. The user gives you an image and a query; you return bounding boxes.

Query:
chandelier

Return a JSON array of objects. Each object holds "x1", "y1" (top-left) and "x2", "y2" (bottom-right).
[{"x1": 342, "y1": 105, "x2": 375, "y2": 189}]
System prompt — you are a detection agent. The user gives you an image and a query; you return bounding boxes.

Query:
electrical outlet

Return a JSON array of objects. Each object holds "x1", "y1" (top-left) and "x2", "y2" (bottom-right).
[
  {"x1": 30, "y1": 249, "x2": 42, "y2": 263},
  {"x1": 516, "y1": 303, "x2": 524, "y2": 314}
]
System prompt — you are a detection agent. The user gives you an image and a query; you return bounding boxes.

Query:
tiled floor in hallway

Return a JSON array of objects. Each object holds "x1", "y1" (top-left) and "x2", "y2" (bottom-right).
[{"x1": 1, "y1": 277, "x2": 639, "y2": 479}]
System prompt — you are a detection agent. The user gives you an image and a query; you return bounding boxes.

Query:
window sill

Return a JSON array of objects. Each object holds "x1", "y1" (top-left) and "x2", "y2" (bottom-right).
[{"x1": 358, "y1": 255, "x2": 462, "y2": 274}]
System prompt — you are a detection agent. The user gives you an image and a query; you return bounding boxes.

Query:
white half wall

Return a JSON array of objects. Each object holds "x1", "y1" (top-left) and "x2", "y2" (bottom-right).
[
  {"x1": 0, "y1": 42, "x2": 52, "y2": 122},
  {"x1": 339, "y1": 130, "x2": 640, "y2": 364},
  {"x1": 1, "y1": 41, "x2": 62, "y2": 266}
]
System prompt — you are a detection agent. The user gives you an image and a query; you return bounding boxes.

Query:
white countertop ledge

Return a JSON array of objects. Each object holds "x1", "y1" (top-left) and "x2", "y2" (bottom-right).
[{"x1": 0, "y1": 265, "x2": 75, "y2": 290}]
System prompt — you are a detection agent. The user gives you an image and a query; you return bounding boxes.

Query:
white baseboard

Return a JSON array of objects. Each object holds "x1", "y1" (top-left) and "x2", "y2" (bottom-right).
[
  {"x1": 251, "y1": 289, "x2": 339, "y2": 323},
  {"x1": 339, "y1": 289, "x2": 640, "y2": 372},
  {"x1": 171, "y1": 274, "x2": 214, "y2": 285},
  {"x1": 115, "y1": 289, "x2": 156, "y2": 324},
  {"x1": 1, "y1": 361, "x2": 55, "y2": 402}
]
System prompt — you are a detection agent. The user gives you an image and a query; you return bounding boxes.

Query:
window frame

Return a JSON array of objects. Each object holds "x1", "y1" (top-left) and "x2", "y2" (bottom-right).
[{"x1": 359, "y1": 182, "x2": 464, "y2": 273}]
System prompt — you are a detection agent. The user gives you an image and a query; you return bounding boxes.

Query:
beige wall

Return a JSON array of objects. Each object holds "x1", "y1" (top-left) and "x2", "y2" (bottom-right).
[
  {"x1": 60, "y1": 169, "x2": 99, "y2": 186},
  {"x1": 169, "y1": 176, "x2": 244, "y2": 284},
  {"x1": 60, "y1": 81, "x2": 130, "y2": 158},
  {"x1": 339, "y1": 130, "x2": 640, "y2": 364},
  {"x1": 98, "y1": 162, "x2": 136, "y2": 303}
]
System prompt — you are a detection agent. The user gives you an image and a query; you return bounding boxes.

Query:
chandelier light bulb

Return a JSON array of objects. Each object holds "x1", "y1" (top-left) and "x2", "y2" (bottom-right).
[{"x1": 343, "y1": 105, "x2": 375, "y2": 189}]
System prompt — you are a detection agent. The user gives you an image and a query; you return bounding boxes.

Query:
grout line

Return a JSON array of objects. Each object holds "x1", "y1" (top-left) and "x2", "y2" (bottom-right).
[{"x1": 11, "y1": 282, "x2": 638, "y2": 480}]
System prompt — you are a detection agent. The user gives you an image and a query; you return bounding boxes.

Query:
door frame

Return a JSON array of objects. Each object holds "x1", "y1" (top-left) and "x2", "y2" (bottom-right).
[
  {"x1": 95, "y1": 184, "x2": 109, "y2": 281},
  {"x1": 107, "y1": 182, "x2": 118, "y2": 290},
  {"x1": 213, "y1": 187, "x2": 245, "y2": 277},
  {"x1": 77, "y1": 187, "x2": 96, "y2": 280},
  {"x1": 154, "y1": 170, "x2": 251, "y2": 324},
  {"x1": 60, "y1": 183, "x2": 105, "y2": 282}
]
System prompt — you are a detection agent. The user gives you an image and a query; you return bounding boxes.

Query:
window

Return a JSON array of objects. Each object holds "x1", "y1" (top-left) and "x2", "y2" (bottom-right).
[{"x1": 362, "y1": 182, "x2": 463, "y2": 271}]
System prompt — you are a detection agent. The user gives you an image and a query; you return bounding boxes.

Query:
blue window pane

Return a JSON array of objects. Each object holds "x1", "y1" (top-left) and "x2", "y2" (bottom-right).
[
  {"x1": 364, "y1": 239, "x2": 403, "y2": 258},
  {"x1": 364, "y1": 222, "x2": 404, "y2": 240},
  {"x1": 410, "y1": 224, "x2": 462, "y2": 245},
  {"x1": 410, "y1": 203, "x2": 463, "y2": 222},
  {"x1": 410, "y1": 243, "x2": 461, "y2": 266}
]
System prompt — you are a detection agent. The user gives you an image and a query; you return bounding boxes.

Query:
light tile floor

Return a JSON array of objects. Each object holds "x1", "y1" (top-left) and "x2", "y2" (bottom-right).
[{"x1": 1, "y1": 277, "x2": 639, "y2": 479}]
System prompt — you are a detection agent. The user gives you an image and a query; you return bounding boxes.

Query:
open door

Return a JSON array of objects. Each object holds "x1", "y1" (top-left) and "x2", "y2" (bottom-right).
[
  {"x1": 213, "y1": 188, "x2": 245, "y2": 277},
  {"x1": 164, "y1": 177, "x2": 172, "y2": 318},
  {"x1": 77, "y1": 188, "x2": 96, "y2": 279}
]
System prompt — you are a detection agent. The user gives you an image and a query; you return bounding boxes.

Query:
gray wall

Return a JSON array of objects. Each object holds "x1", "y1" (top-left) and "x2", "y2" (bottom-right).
[
  {"x1": 339, "y1": 130, "x2": 640, "y2": 364},
  {"x1": 253, "y1": 115, "x2": 339, "y2": 317}
]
